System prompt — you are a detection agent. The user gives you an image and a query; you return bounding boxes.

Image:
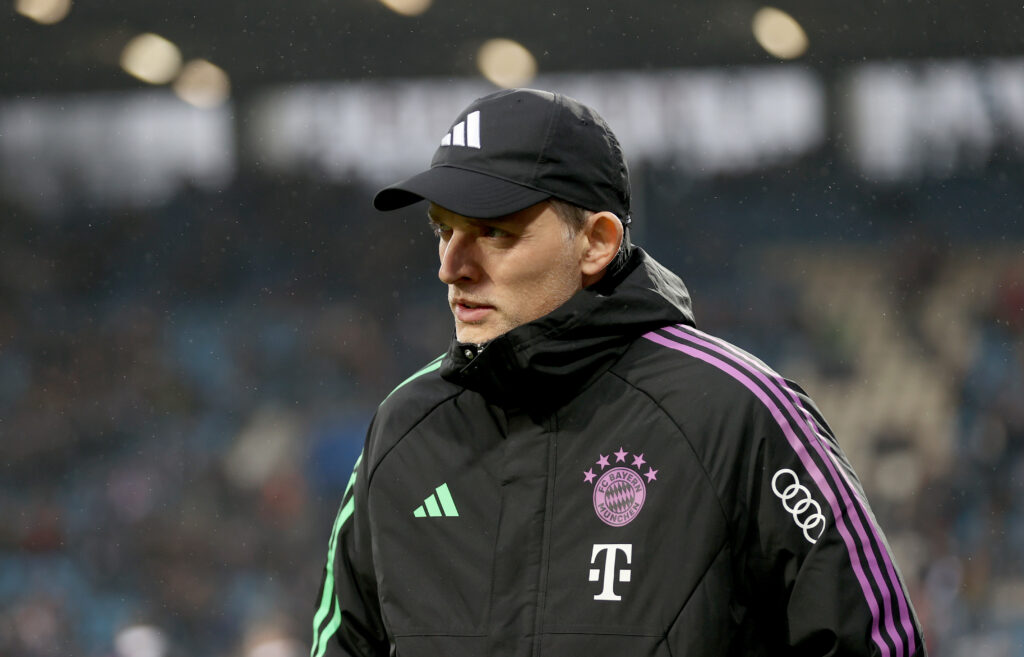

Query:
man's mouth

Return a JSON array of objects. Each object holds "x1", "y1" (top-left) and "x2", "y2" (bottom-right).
[{"x1": 453, "y1": 300, "x2": 494, "y2": 322}]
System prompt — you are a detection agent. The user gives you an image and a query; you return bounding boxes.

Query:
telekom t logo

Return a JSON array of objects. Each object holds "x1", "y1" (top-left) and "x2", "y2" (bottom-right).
[{"x1": 589, "y1": 544, "x2": 632, "y2": 601}]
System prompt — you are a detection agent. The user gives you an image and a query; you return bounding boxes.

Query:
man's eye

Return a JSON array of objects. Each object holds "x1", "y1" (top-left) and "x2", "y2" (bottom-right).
[
  {"x1": 430, "y1": 223, "x2": 452, "y2": 238},
  {"x1": 482, "y1": 226, "x2": 510, "y2": 238}
]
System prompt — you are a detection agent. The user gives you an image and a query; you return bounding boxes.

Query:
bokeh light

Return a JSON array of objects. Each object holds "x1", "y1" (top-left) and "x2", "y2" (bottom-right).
[
  {"x1": 377, "y1": 0, "x2": 431, "y2": 17},
  {"x1": 14, "y1": 0, "x2": 71, "y2": 24},
  {"x1": 752, "y1": 6, "x2": 809, "y2": 60},
  {"x1": 173, "y1": 59, "x2": 231, "y2": 108},
  {"x1": 120, "y1": 33, "x2": 182, "y2": 85},
  {"x1": 114, "y1": 625, "x2": 168, "y2": 657},
  {"x1": 477, "y1": 38, "x2": 537, "y2": 89}
]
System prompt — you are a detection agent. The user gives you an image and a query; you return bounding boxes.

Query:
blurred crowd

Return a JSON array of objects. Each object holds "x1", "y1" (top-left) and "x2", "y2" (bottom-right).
[
  {"x1": 0, "y1": 166, "x2": 1022, "y2": 657},
  {"x1": 0, "y1": 176, "x2": 451, "y2": 657}
]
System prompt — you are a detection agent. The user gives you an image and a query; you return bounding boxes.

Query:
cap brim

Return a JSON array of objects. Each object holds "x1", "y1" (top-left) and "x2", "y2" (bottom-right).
[{"x1": 373, "y1": 166, "x2": 550, "y2": 219}]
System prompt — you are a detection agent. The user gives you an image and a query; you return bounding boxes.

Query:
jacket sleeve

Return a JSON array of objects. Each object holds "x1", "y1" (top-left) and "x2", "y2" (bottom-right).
[
  {"x1": 310, "y1": 442, "x2": 389, "y2": 657},
  {"x1": 742, "y1": 380, "x2": 926, "y2": 657}
]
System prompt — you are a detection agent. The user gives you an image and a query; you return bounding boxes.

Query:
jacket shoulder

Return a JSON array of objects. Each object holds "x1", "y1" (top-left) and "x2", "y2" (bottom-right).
[
  {"x1": 366, "y1": 354, "x2": 462, "y2": 471},
  {"x1": 622, "y1": 324, "x2": 829, "y2": 438},
  {"x1": 614, "y1": 325, "x2": 772, "y2": 428},
  {"x1": 613, "y1": 323, "x2": 837, "y2": 484}
]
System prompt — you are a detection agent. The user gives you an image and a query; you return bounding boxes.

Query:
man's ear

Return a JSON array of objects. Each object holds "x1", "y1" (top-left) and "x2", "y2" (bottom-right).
[{"x1": 580, "y1": 211, "x2": 624, "y2": 285}]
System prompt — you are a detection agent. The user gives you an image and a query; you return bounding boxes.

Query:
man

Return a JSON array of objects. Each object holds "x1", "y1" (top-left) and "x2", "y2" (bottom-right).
[{"x1": 311, "y1": 88, "x2": 925, "y2": 657}]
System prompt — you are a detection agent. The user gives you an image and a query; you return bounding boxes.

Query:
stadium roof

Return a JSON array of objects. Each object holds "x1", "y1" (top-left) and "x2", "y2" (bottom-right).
[{"x1": 4, "y1": 0, "x2": 1023, "y2": 96}]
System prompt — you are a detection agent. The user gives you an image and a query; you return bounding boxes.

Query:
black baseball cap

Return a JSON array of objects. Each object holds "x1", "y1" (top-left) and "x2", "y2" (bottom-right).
[{"x1": 373, "y1": 88, "x2": 631, "y2": 222}]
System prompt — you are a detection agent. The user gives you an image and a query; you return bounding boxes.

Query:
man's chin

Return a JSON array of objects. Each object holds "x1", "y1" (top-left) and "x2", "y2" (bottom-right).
[
  {"x1": 455, "y1": 322, "x2": 504, "y2": 345},
  {"x1": 456, "y1": 330, "x2": 496, "y2": 344}
]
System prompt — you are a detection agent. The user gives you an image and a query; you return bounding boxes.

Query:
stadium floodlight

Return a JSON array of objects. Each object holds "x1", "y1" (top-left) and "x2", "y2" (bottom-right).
[
  {"x1": 477, "y1": 38, "x2": 537, "y2": 89},
  {"x1": 752, "y1": 6, "x2": 809, "y2": 60},
  {"x1": 14, "y1": 0, "x2": 71, "y2": 24},
  {"x1": 377, "y1": 0, "x2": 432, "y2": 17},
  {"x1": 120, "y1": 33, "x2": 183, "y2": 85},
  {"x1": 173, "y1": 59, "x2": 231, "y2": 108}
]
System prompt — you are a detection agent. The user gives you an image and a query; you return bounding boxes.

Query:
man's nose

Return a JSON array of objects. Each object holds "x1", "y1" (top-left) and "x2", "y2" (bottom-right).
[{"x1": 438, "y1": 231, "x2": 479, "y2": 284}]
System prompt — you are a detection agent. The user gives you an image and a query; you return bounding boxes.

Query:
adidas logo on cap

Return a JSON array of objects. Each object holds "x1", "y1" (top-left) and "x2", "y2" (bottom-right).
[{"x1": 440, "y1": 110, "x2": 481, "y2": 149}]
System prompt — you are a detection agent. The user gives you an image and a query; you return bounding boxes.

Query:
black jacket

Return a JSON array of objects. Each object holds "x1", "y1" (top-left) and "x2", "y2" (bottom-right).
[{"x1": 311, "y1": 248, "x2": 925, "y2": 657}]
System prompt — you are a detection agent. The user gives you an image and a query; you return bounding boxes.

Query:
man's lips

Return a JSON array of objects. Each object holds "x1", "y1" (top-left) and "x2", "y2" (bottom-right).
[{"x1": 452, "y1": 300, "x2": 494, "y2": 323}]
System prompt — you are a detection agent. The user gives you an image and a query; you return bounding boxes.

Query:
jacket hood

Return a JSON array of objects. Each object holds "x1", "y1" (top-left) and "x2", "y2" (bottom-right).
[{"x1": 439, "y1": 247, "x2": 695, "y2": 411}]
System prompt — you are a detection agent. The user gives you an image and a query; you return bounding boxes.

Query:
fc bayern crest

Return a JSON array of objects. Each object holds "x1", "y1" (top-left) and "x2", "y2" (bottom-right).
[{"x1": 583, "y1": 447, "x2": 659, "y2": 527}]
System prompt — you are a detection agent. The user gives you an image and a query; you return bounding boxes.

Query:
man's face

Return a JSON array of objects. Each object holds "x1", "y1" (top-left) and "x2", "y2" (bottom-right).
[{"x1": 429, "y1": 201, "x2": 587, "y2": 344}]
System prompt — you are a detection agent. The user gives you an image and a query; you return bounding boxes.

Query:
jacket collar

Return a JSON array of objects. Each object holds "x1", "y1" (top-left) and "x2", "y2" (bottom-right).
[{"x1": 439, "y1": 247, "x2": 695, "y2": 411}]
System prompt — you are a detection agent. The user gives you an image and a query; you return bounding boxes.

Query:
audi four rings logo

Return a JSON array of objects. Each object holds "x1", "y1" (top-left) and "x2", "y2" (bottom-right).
[{"x1": 771, "y1": 469, "x2": 827, "y2": 544}]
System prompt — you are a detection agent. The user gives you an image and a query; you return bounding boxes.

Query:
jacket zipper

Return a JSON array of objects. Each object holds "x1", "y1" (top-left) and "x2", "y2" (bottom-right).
[{"x1": 531, "y1": 423, "x2": 559, "y2": 657}]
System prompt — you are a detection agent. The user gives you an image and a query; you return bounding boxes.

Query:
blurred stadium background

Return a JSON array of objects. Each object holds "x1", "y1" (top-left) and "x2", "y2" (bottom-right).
[{"x1": 2, "y1": 0, "x2": 1023, "y2": 655}]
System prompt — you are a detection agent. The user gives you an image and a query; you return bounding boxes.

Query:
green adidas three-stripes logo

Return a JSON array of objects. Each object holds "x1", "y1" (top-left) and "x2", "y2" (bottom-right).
[{"x1": 413, "y1": 483, "x2": 460, "y2": 517}]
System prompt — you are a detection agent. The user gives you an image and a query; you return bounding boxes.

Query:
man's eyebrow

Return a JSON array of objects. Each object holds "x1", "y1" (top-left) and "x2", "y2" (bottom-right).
[
  {"x1": 425, "y1": 211, "x2": 512, "y2": 229},
  {"x1": 469, "y1": 216, "x2": 514, "y2": 228}
]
